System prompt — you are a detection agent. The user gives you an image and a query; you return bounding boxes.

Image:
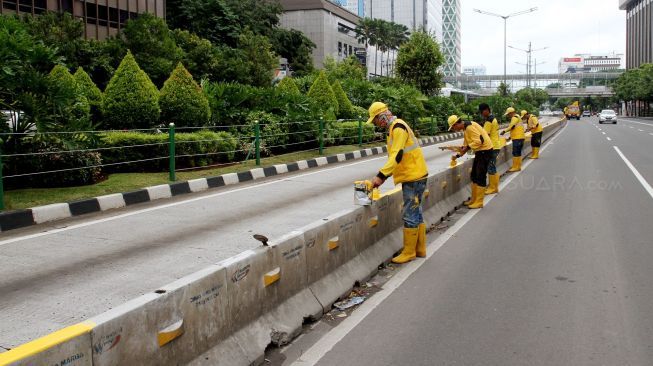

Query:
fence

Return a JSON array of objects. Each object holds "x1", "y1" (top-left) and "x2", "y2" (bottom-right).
[{"x1": 0, "y1": 116, "x2": 448, "y2": 210}]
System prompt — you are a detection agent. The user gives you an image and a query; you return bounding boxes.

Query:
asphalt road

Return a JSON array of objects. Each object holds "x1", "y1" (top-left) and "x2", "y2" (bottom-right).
[
  {"x1": 0, "y1": 126, "x2": 499, "y2": 349},
  {"x1": 311, "y1": 116, "x2": 653, "y2": 366}
]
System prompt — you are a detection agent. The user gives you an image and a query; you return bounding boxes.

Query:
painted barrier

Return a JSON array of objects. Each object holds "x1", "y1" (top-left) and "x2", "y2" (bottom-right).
[{"x1": 0, "y1": 118, "x2": 566, "y2": 366}]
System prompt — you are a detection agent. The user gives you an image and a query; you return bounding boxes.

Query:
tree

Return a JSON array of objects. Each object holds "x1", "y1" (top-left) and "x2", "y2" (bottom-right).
[
  {"x1": 332, "y1": 80, "x2": 354, "y2": 118},
  {"x1": 307, "y1": 71, "x2": 339, "y2": 115},
  {"x1": 324, "y1": 56, "x2": 366, "y2": 83},
  {"x1": 514, "y1": 87, "x2": 549, "y2": 108},
  {"x1": 277, "y1": 77, "x2": 301, "y2": 96},
  {"x1": 395, "y1": 31, "x2": 444, "y2": 95},
  {"x1": 48, "y1": 65, "x2": 90, "y2": 129},
  {"x1": 172, "y1": 29, "x2": 222, "y2": 82},
  {"x1": 74, "y1": 67, "x2": 103, "y2": 124},
  {"x1": 272, "y1": 28, "x2": 316, "y2": 77},
  {"x1": 497, "y1": 82, "x2": 510, "y2": 97},
  {"x1": 102, "y1": 51, "x2": 160, "y2": 129},
  {"x1": 218, "y1": 31, "x2": 277, "y2": 87},
  {"x1": 388, "y1": 23, "x2": 409, "y2": 76},
  {"x1": 118, "y1": 14, "x2": 183, "y2": 87},
  {"x1": 159, "y1": 63, "x2": 211, "y2": 127}
]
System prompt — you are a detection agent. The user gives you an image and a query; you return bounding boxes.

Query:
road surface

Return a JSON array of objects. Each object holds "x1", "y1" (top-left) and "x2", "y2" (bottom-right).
[{"x1": 305, "y1": 116, "x2": 653, "y2": 366}]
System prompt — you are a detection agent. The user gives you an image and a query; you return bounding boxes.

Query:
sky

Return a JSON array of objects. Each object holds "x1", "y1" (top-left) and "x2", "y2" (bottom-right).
[{"x1": 460, "y1": 0, "x2": 626, "y2": 74}]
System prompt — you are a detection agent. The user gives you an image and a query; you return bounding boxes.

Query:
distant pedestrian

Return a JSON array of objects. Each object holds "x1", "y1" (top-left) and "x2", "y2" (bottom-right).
[{"x1": 522, "y1": 110, "x2": 543, "y2": 159}]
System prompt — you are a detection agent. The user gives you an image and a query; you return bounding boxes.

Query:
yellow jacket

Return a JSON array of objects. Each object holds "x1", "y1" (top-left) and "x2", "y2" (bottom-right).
[
  {"x1": 378, "y1": 118, "x2": 428, "y2": 184},
  {"x1": 463, "y1": 121, "x2": 493, "y2": 152},
  {"x1": 482, "y1": 115, "x2": 501, "y2": 150},
  {"x1": 503, "y1": 115, "x2": 525, "y2": 140},
  {"x1": 527, "y1": 115, "x2": 543, "y2": 133}
]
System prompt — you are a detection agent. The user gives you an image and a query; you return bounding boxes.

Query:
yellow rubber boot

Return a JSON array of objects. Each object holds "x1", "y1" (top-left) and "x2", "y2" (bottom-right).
[
  {"x1": 392, "y1": 228, "x2": 418, "y2": 264},
  {"x1": 485, "y1": 174, "x2": 499, "y2": 195},
  {"x1": 464, "y1": 183, "x2": 476, "y2": 206},
  {"x1": 530, "y1": 147, "x2": 539, "y2": 159},
  {"x1": 416, "y1": 223, "x2": 427, "y2": 258},
  {"x1": 468, "y1": 184, "x2": 485, "y2": 209},
  {"x1": 508, "y1": 157, "x2": 522, "y2": 172}
]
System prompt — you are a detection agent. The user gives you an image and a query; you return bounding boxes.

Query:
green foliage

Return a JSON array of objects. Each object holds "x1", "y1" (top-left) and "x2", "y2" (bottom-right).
[
  {"x1": 514, "y1": 88, "x2": 549, "y2": 108},
  {"x1": 331, "y1": 121, "x2": 375, "y2": 145},
  {"x1": 497, "y1": 82, "x2": 510, "y2": 97},
  {"x1": 614, "y1": 64, "x2": 653, "y2": 102},
  {"x1": 243, "y1": 111, "x2": 288, "y2": 153},
  {"x1": 308, "y1": 71, "x2": 339, "y2": 115},
  {"x1": 48, "y1": 65, "x2": 91, "y2": 126},
  {"x1": 395, "y1": 31, "x2": 444, "y2": 95},
  {"x1": 332, "y1": 80, "x2": 354, "y2": 119},
  {"x1": 74, "y1": 67, "x2": 103, "y2": 123},
  {"x1": 118, "y1": 13, "x2": 183, "y2": 87},
  {"x1": 272, "y1": 28, "x2": 315, "y2": 77},
  {"x1": 216, "y1": 31, "x2": 277, "y2": 87},
  {"x1": 277, "y1": 77, "x2": 301, "y2": 96},
  {"x1": 159, "y1": 63, "x2": 211, "y2": 127},
  {"x1": 172, "y1": 29, "x2": 221, "y2": 82},
  {"x1": 100, "y1": 130, "x2": 237, "y2": 172},
  {"x1": 356, "y1": 18, "x2": 409, "y2": 77},
  {"x1": 324, "y1": 56, "x2": 366, "y2": 83},
  {"x1": 102, "y1": 51, "x2": 160, "y2": 129}
]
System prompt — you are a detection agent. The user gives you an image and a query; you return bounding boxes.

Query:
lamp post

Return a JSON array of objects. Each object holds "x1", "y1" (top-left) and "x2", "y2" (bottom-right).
[
  {"x1": 509, "y1": 42, "x2": 548, "y2": 88},
  {"x1": 473, "y1": 7, "x2": 538, "y2": 87},
  {"x1": 533, "y1": 59, "x2": 546, "y2": 88}
]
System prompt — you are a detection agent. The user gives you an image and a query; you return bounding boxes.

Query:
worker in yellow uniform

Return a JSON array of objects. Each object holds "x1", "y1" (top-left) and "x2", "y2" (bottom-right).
[
  {"x1": 501, "y1": 107, "x2": 525, "y2": 172},
  {"x1": 479, "y1": 103, "x2": 501, "y2": 194},
  {"x1": 448, "y1": 115, "x2": 494, "y2": 209},
  {"x1": 367, "y1": 102, "x2": 429, "y2": 264},
  {"x1": 522, "y1": 110, "x2": 543, "y2": 159}
]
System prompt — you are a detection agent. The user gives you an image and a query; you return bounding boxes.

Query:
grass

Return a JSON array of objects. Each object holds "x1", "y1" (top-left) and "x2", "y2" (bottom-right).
[{"x1": 3, "y1": 142, "x2": 387, "y2": 211}]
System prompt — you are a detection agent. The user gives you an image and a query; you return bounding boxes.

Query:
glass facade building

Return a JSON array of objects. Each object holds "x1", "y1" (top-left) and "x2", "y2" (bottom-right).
[{"x1": 442, "y1": 0, "x2": 461, "y2": 77}]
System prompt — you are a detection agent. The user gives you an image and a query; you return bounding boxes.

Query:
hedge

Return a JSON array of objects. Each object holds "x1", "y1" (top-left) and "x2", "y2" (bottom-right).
[
  {"x1": 330, "y1": 121, "x2": 376, "y2": 145},
  {"x1": 99, "y1": 130, "x2": 238, "y2": 173}
]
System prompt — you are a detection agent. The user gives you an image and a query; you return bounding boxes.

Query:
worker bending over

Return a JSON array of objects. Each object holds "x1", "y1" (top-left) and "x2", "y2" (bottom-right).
[
  {"x1": 448, "y1": 115, "x2": 493, "y2": 209},
  {"x1": 367, "y1": 102, "x2": 429, "y2": 264},
  {"x1": 479, "y1": 103, "x2": 501, "y2": 194},
  {"x1": 522, "y1": 110, "x2": 543, "y2": 159},
  {"x1": 501, "y1": 107, "x2": 525, "y2": 172}
]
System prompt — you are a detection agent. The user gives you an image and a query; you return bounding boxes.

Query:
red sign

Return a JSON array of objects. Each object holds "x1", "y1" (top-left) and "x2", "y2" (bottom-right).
[{"x1": 564, "y1": 57, "x2": 582, "y2": 62}]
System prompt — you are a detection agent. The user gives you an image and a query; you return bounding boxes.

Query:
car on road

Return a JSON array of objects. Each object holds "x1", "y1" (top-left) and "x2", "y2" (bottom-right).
[
  {"x1": 582, "y1": 110, "x2": 591, "y2": 117},
  {"x1": 598, "y1": 109, "x2": 617, "y2": 124}
]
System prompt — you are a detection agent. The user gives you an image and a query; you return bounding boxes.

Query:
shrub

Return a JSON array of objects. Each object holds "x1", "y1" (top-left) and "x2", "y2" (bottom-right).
[
  {"x1": 4, "y1": 139, "x2": 102, "y2": 189},
  {"x1": 277, "y1": 77, "x2": 300, "y2": 96},
  {"x1": 102, "y1": 51, "x2": 160, "y2": 129},
  {"x1": 351, "y1": 105, "x2": 368, "y2": 120},
  {"x1": 74, "y1": 67, "x2": 103, "y2": 122},
  {"x1": 307, "y1": 71, "x2": 338, "y2": 115},
  {"x1": 48, "y1": 65, "x2": 91, "y2": 125},
  {"x1": 294, "y1": 74, "x2": 316, "y2": 94},
  {"x1": 242, "y1": 111, "x2": 289, "y2": 153},
  {"x1": 99, "y1": 130, "x2": 237, "y2": 173},
  {"x1": 332, "y1": 80, "x2": 354, "y2": 119},
  {"x1": 160, "y1": 63, "x2": 211, "y2": 127},
  {"x1": 331, "y1": 121, "x2": 375, "y2": 145}
]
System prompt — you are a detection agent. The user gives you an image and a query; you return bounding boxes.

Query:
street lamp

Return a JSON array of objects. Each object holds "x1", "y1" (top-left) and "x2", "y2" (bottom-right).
[
  {"x1": 509, "y1": 42, "x2": 548, "y2": 88},
  {"x1": 473, "y1": 7, "x2": 538, "y2": 87}
]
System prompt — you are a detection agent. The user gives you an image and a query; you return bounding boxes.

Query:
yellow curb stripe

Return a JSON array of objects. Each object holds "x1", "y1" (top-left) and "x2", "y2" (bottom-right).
[{"x1": 0, "y1": 321, "x2": 95, "y2": 365}]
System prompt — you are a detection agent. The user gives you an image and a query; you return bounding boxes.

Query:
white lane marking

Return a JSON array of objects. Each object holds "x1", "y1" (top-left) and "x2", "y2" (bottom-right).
[
  {"x1": 630, "y1": 126, "x2": 634, "y2": 129},
  {"x1": 623, "y1": 119, "x2": 653, "y2": 127},
  {"x1": 602, "y1": 132, "x2": 606, "y2": 135},
  {"x1": 607, "y1": 137, "x2": 612, "y2": 141},
  {"x1": 291, "y1": 122, "x2": 567, "y2": 366},
  {"x1": 614, "y1": 146, "x2": 653, "y2": 201},
  {"x1": 639, "y1": 129, "x2": 644, "y2": 132},
  {"x1": 649, "y1": 133, "x2": 653, "y2": 136},
  {"x1": 0, "y1": 138, "x2": 466, "y2": 247}
]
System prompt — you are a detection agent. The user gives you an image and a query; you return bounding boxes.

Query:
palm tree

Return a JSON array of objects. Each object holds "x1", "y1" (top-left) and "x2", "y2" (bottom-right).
[
  {"x1": 388, "y1": 23, "x2": 409, "y2": 76},
  {"x1": 355, "y1": 18, "x2": 374, "y2": 77}
]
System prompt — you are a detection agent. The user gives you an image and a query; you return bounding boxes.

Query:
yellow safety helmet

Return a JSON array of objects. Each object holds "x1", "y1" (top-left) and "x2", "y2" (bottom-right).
[
  {"x1": 504, "y1": 107, "x2": 516, "y2": 116},
  {"x1": 447, "y1": 115, "x2": 462, "y2": 131},
  {"x1": 520, "y1": 110, "x2": 528, "y2": 118},
  {"x1": 367, "y1": 102, "x2": 388, "y2": 124}
]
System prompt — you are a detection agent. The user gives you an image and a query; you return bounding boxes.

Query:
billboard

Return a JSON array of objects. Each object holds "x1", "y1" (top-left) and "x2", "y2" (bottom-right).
[{"x1": 564, "y1": 57, "x2": 582, "y2": 62}]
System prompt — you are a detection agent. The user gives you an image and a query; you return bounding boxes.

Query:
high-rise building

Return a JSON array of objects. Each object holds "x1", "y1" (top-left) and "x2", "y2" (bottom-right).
[
  {"x1": 329, "y1": 0, "x2": 365, "y2": 17},
  {"x1": 0, "y1": 0, "x2": 166, "y2": 40},
  {"x1": 442, "y1": 0, "x2": 461, "y2": 77},
  {"x1": 558, "y1": 53, "x2": 624, "y2": 73},
  {"x1": 620, "y1": 0, "x2": 652, "y2": 69},
  {"x1": 365, "y1": 0, "x2": 443, "y2": 76},
  {"x1": 463, "y1": 65, "x2": 487, "y2": 76}
]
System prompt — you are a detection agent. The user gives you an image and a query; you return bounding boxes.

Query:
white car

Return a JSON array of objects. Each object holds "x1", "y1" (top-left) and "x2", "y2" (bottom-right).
[{"x1": 598, "y1": 110, "x2": 617, "y2": 124}]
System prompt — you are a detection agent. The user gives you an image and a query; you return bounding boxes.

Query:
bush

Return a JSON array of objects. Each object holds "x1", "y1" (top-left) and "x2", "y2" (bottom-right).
[
  {"x1": 160, "y1": 63, "x2": 211, "y2": 127},
  {"x1": 102, "y1": 51, "x2": 160, "y2": 129},
  {"x1": 277, "y1": 77, "x2": 300, "y2": 96},
  {"x1": 99, "y1": 130, "x2": 237, "y2": 172},
  {"x1": 48, "y1": 64, "x2": 91, "y2": 125},
  {"x1": 331, "y1": 121, "x2": 375, "y2": 145},
  {"x1": 4, "y1": 140, "x2": 102, "y2": 189},
  {"x1": 332, "y1": 80, "x2": 354, "y2": 119},
  {"x1": 307, "y1": 71, "x2": 338, "y2": 115},
  {"x1": 74, "y1": 67, "x2": 103, "y2": 123},
  {"x1": 242, "y1": 111, "x2": 289, "y2": 153},
  {"x1": 294, "y1": 74, "x2": 316, "y2": 94}
]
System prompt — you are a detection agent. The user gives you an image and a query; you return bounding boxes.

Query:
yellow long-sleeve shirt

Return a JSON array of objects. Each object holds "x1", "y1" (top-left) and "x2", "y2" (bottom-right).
[
  {"x1": 377, "y1": 119, "x2": 428, "y2": 184},
  {"x1": 503, "y1": 115, "x2": 525, "y2": 140},
  {"x1": 482, "y1": 115, "x2": 501, "y2": 150},
  {"x1": 527, "y1": 115, "x2": 543, "y2": 133},
  {"x1": 463, "y1": 121, "x2": 493, "y2": 152}
]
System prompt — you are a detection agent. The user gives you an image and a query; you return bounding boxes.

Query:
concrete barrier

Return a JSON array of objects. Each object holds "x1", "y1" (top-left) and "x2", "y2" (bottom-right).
[{"x1": 0, "y1": 119, "x2": 566, "y2": 366}]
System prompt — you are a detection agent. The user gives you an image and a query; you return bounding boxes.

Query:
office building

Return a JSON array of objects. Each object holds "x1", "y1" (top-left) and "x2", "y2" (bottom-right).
[
  {"x1": 558, "y1": 53, "x2": 624, "y2": 73},
  {"x1": 279, "y1": 0, "x2": 364, "y2": 69},
  {"x1": 329, "y1": 0, "x2": 364, "y2": 17},
  {"x1": 620, "y1": 0, "x2": 652, "y2": 69},
  {"x1": 441, "y1": 0, "x2": 461, "y2": 77},
  {"x1": 0, "y1": 0, "x2": 165, "y2": 40}
]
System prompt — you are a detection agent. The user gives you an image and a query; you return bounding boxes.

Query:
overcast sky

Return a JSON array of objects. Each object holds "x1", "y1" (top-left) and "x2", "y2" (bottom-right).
[{"x1": 460, "y1": 0, "x2": 626, "y2": 74}]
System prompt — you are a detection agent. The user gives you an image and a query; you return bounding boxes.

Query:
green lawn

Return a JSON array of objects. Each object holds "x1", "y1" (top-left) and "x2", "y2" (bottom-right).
[{"x1": 3, "y1": 142, "x2": 387, "y2": 210}]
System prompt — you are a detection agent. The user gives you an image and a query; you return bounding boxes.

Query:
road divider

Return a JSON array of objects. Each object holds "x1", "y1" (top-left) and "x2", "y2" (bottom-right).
[{"x1": 0, "y1": 119, "x2": 566, "y2": 366}]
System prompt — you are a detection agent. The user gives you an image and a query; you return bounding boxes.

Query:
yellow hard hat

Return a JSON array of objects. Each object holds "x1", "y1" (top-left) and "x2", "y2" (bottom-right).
[
  {"x1": 504, "y1": 107, "x2": 516, "y2": 116},
  {"x1": 366, "y1": 102, "x2": 388, "y2": 124},
  {"x1": 447, "y1": 115, "x2": 461, "y2": 131},
  {"x1": 520, "y1": 110, "x2": 528, "y2": 118}
]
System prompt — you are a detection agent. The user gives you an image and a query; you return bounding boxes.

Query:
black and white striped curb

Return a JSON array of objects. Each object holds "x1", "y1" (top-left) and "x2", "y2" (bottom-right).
[{"x1": 0, "y1": 132, "x2": 464, "y2": 232}]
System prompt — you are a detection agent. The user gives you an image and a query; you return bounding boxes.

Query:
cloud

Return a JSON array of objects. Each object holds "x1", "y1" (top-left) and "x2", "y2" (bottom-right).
[{"x1": 461, "y1": 0, "x2": 626, "y2": 74}]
